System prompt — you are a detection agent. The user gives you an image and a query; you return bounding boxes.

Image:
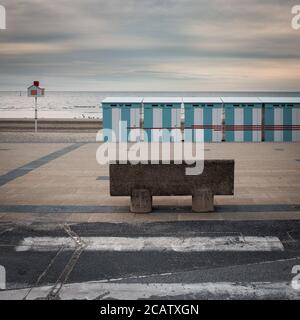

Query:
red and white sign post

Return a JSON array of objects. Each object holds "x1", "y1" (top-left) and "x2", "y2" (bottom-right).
[{"x1": 27, "y1": 81, "x2": 45, "y2": 133}]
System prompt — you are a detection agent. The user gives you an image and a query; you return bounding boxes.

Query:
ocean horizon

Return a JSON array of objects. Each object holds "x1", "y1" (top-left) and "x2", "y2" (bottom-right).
[{"x1": 1, "y1": 90, "x2": 300, "y2": 120}]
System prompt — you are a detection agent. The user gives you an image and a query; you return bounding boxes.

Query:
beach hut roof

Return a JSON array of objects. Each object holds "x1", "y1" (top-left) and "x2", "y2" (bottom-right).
[
  {"x1": 258, "y1": 97, "x2": 300, "y2": 103},
  {"x1": 102, "y1": 97, "x2": 143, "y2": 104},
  {"x1": 183, "y1": 97, "x2": 222, "y2": 103},
  {"x1": 221, "y1": 97, "x2": 261, "y2": 103},
  {"x1": 143, "y1": 97, "x2": 182, "y2": 103}
]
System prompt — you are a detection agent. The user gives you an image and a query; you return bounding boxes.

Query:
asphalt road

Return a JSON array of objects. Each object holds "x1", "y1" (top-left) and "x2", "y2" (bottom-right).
[{"x1": 0, "y1": 220, "x2": 300, "y2": 300}]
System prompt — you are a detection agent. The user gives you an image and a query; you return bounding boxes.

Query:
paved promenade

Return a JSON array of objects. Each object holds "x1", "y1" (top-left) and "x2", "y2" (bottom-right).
[{"x1": 0, "y1": 134, "x2": 300, "y2": 223}]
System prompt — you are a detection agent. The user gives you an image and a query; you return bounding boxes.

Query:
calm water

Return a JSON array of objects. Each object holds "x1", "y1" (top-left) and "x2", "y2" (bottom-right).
[{"x1": 0, "y1": 91, "x2": 300, "y2": 119}]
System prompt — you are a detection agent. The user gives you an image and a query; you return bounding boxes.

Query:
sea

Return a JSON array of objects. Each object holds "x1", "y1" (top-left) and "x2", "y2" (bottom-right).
[{"x1": 0, "y1": 91, "x2": 299, "y2": 120}]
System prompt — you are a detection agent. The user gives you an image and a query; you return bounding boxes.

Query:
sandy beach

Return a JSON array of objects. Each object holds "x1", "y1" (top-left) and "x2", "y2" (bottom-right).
[
  {"x1": 0, "y1": 118, "x2": 102, "y2": 143},
  {"x1": 0, "y1": 118, "x2": 102, "y2": 132}
]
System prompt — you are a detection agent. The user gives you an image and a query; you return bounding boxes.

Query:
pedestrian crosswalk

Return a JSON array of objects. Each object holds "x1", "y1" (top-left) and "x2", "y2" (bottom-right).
[{"x1": 1, "y1": 227, "x2": 295, "y2": 300}]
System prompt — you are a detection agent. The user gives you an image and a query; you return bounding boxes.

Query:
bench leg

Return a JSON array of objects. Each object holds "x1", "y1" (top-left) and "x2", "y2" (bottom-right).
[
  {"x1": 130, "y1": 189, "x2": 152, "y2": 213},
  {"x1": 192, "y1": 188, "x2": 214, "y2": 213}
]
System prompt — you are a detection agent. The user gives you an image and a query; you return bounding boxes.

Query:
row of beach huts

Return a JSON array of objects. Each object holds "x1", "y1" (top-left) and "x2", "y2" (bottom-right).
[{"x1": 102, "y1": 97, "x2": 300, "y2": 142}]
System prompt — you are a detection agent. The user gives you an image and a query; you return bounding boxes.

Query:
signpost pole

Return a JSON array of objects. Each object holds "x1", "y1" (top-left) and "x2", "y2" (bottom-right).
[
  {"x1": 35, "y1": 96, "x2": 38, "y2": 133},
  {"x1": 27, "y1": 81, "x2": 44, "y2": 133}
]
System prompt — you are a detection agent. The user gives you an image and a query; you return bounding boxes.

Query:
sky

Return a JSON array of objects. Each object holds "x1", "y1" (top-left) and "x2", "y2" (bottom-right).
[{"x1": 0, "y1": 0, "x2": 299, "y2": 91}]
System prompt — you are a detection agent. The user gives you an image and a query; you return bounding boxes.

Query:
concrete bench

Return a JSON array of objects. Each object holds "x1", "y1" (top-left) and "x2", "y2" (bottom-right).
[{"x1": 110, "y1": 160, "x2": 234, "y2": 213}]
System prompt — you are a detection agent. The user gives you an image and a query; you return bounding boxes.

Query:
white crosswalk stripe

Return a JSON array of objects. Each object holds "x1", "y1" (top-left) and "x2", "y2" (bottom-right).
[{"x1": 15, "y1": 236, "x2": 284, "y2": 252}]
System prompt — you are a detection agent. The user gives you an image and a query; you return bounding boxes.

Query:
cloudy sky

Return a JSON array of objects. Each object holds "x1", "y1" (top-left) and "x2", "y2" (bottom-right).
[{"x1": 0, "y1": 0, "x2": 299, "y2": 91}]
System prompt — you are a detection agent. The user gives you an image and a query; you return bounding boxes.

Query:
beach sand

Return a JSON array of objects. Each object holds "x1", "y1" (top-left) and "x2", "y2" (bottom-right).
[
  {"x1": 0, "y1": 118, "x2": 102, "y2": 133},
  {"x1": 0, "y1": 118, "x2": 102, "y2": 142},
  {"x1": 0, "y1": 131, "x2": 99, "y2": 143}
]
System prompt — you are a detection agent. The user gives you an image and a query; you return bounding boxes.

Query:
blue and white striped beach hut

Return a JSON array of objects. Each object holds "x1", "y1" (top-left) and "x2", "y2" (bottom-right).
[
  {"x1": 259, "y1": 97, "x2": 300, "y2": 142},
  {"x1": 143, "y1": 98, "x2": 182, "y2": 142},
  {"x1": 102, "y1": 97, "x2": 143, "y2": 142},
  {"x1": 183, "y1": 97, "x2": 223, "y2": 142},
  {"x1": 222, "y1": 97, "x2": 263, "y2": 142}
]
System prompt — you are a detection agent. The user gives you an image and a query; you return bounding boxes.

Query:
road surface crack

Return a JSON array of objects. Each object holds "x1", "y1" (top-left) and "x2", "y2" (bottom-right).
[{"x1": 46, "y1": 224, "x2": 86, "y2": 300}]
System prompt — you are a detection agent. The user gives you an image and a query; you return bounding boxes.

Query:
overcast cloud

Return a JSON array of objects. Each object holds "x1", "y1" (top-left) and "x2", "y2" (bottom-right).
[{"x1": 0, "y1": 0, "x2": 299, "y2": 91}]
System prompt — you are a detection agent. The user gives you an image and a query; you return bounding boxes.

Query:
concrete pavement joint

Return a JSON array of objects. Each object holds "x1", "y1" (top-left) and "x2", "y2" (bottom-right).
[
  {"x1": 96, "y1": 176, "x2": 109, "y2": 181},
  {"x1": 0, "y1": 204, "x2": 300, "y2": 214}
]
